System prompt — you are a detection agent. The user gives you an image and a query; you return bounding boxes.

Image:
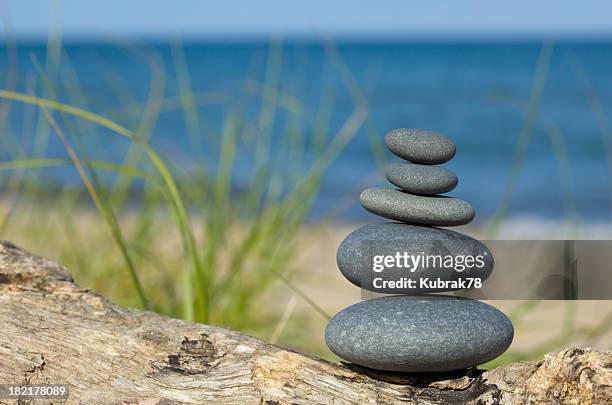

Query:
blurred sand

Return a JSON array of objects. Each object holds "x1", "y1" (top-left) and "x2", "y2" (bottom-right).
[
  {"x1": 2, "y1": 200, "x2": 609, "y2": 361},
  {"x1": 289, "y1": 222, "x2": 612, "y2": 359}
]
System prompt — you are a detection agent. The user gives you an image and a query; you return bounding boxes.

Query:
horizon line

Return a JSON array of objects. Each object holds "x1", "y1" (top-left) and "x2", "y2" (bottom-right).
[{"x1": 4, "y1": 31, "x2": 612, "y2": 45}]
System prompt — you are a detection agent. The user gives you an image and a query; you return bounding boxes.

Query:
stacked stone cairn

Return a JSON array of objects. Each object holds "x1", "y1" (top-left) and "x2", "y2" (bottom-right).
[{"x1": 325, "y1": 129, "x2": 514, "y2": 372}]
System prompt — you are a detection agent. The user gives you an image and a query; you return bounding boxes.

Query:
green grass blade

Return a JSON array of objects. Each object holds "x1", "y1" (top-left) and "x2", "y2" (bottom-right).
[
  {"x1": 40, "y1": 106, "x2": 150, "y2": 309},
  {"x1": 485, "y1": 42, "x2": 554, "y2": 238},
  {"x1": 0, "y1": 158, "x2": 149, "y2": 178},
  {"x1": 0, "y1": 88, "x2": 205, "y2": 321}
]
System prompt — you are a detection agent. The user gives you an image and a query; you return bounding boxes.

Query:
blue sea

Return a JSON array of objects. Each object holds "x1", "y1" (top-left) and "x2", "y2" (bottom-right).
[{"x1": 2, "y1": 40, "x2": 612, "y2": 224}]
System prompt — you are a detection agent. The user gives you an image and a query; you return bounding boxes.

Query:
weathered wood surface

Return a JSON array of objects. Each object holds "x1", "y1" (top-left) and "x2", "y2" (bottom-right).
[{"x1": 0, "y1": 241, "x2": 610, "y2": 404}]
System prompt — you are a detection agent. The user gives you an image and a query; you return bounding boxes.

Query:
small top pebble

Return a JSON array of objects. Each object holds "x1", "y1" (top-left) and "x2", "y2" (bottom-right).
[{"x1": 385, "y1": 128, "x2": 456, "y2": 164}]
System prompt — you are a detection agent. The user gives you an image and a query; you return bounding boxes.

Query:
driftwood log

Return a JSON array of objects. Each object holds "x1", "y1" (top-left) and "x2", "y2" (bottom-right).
[{"x1": 0, "y1": 241, "x2": 610, "y2": 404}]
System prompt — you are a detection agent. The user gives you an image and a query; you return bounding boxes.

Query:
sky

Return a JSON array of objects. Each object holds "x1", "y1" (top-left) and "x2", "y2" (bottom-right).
[{"x1": 2, "y1": 0, "x2": 612, "y2": 40}]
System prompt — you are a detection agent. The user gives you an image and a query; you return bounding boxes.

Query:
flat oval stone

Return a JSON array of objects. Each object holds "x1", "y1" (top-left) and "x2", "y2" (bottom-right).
[
  {"x1": 337, "y1": 222, "x2": 493, "y2": 293},
  {"x1": 325, "y1": 295, "x2": 513, "y2": 372},
  {"x1": 386, "y1": 162, "x2": 458, "y2": 194},
  {"x1": 360, "y1": 187, "x2": 474, "y2": 226},
  {"x1": 385, "y1": 128, "x2": 456, "y2": 164}
]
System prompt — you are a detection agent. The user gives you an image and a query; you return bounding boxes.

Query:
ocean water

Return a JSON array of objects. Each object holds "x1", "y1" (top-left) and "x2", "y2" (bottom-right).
[{"x1": 1, "y1": 40, "x2": 612, "y2": 224}]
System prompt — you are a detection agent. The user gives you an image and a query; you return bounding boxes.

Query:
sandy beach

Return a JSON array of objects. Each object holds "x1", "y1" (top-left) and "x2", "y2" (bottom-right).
[
  {"x1": 290, "y1": 222, "x2": 612, "y2": 361},
  {"x1": 2, "y1": 199, "x2": 610, "y2": 364}
]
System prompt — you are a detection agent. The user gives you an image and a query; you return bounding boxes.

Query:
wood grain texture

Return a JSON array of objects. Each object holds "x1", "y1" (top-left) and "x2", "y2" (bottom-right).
[{"x1": 0, "y1": 241, "x2": 610, "y2": 404}]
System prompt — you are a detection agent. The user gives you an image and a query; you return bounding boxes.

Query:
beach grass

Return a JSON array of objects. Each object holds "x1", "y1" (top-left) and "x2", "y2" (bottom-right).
[{"x1": 0, "y1": 36, "x2": 370, "y2": 354}]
